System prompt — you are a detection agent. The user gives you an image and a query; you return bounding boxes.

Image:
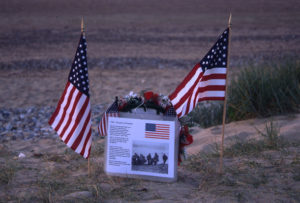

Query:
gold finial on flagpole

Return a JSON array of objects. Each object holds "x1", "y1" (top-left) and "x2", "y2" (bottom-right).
[
  {"x1": 228, "y1": 13, "x2": 232, "y2": 28},
  {"x1": 81, "y1": 17, "x2": 85, "y2": 34}
]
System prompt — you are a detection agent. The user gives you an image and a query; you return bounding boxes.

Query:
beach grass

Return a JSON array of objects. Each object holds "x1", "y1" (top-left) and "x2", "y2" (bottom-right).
[
  {"x1": 185, "y1": 59, "x2": 300, "y2": 128},
  {"x1": 227, "y1": 59, "x2": 300, "y2": 121}
]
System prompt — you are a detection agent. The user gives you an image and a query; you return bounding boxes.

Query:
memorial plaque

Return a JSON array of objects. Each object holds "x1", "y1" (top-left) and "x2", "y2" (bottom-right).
[{"x1": 105, "y1": 111, "x2": 180, "y2": 182}]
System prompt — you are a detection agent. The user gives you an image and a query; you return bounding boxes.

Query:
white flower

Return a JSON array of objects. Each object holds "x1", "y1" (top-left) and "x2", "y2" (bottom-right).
[{"x1": 129, "y1": 91, "x2": 134, "y2": 96}]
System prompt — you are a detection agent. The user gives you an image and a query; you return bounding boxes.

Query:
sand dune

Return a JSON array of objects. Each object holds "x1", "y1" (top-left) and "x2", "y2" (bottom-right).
[{"x1": 187, "y1": 114, "x2": 300, "y2": 155}]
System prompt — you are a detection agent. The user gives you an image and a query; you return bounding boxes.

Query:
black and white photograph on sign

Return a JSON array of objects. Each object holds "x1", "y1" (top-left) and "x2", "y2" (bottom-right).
[{"x1": 131, "y1": 140, "x2": 169, "y2": 174}]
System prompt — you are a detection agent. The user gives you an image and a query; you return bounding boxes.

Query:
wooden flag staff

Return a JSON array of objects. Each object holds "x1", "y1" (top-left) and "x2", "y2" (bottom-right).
[
  {"x1": 81, "y1": 17, "x2": 85, "y2": 34},
  {"x1": 219, "y1": 13, "x2": 232, "y2": 174},
  {"x1": 88, "y1": 158, "x2": 91, "y2": 177},
  {"x1": 81, "y1": 17, "x2": 91, "y2": 176}
]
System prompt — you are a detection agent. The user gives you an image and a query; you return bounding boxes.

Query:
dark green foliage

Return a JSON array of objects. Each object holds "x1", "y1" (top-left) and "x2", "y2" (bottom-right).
[
  {"x1": 227, "y1": 60, "x2": 300, "y2": 121},
  {"x1": 181, "y1": 101, "x2": 223, "y2": 128},
  {"x1": 119, "y1": 97, "x2": 143, "y2": 113}
]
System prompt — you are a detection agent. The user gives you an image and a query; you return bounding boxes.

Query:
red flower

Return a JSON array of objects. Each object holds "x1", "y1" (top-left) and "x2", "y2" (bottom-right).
[
  {"x1": 144, "y1": 91, "x2": 154, "y2": 101},
  {"x1": 180, "y1": 125, "x2": 193, "y2": 146},
  {"x1": 153, "y1": 93, "x2": 159, "y2": 104},
  {"x1": 178, "y1": 125, "x2": 193, "y2": 165},
  {"x1": 118, "y1": 102, "x2": 127, "y2": 110}
]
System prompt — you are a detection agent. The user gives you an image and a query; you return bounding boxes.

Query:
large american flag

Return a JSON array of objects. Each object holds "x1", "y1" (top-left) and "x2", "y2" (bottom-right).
[
  {"x1": 98, "y1": 100, "x2": 119, "y2": 137},
  {"x1": 48, "y1": 33, "x2": 92, "y2": 159},
  {"x1": 169, "y1": 28, "x2": 229, "y2": 118}
]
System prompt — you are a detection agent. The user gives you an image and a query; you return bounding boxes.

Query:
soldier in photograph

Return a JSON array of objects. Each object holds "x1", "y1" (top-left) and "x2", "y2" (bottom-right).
[
  {"x1": 140, "y1": 154, "x2": 146, "y2": 165},
  {"x1": 147, "y1": 153, "x2": 152, "y2": 165},
  {"x1": 153, "y1": 153, "x2": 159, "y2": 165},
  {"x1": 163, "y1": 153, "x2": 168, "y2": 165}
]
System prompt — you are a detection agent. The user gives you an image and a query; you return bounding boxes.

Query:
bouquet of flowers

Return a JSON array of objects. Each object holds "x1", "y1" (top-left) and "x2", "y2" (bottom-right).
[
  {"x1": 117, "y1": 91, "x2": 172, "y2": 115},
  {"x1": 178, "y1": 125, "x2": 193, "y2": 164}
]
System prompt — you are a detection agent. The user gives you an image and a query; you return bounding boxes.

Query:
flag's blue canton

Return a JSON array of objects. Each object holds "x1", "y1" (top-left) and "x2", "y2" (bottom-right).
[
  {"x1": 68, "y1": 34, "x2": 89, "y2": 96},
  {"x1": 107, "y1": 100, "x2": 119, "y2": 113},
  {"x1": 145, "y1": 123, "x2": 156, "y2": 132},
  {"x1": 199, "y1": 28, "x2": 229, "y2": 72}
]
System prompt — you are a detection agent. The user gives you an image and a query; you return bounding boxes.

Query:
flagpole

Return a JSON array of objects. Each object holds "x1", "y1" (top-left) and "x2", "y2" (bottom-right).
[
  {"x1": 219, "y1": 13, "x2": 232, "y2": 174},
  {"x1": 81, "y1": 17, "x2": 85, "y2": 35},
  {"x1": 88, "y1": 156, "x2": 91, "y2": 177},
  {"x1": 81, "y1": 17, "x2": 91, "y2": 176}
]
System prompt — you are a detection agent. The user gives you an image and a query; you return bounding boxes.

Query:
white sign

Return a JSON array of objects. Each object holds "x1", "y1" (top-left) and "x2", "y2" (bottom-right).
[{"x1": 105, "y1": 114, "x2": 179, "y2": 182}]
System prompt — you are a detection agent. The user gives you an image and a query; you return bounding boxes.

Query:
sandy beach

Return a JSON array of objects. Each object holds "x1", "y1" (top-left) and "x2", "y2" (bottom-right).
[{"x1": 0, "y1": 0, "x2": 300, "y2": 202}]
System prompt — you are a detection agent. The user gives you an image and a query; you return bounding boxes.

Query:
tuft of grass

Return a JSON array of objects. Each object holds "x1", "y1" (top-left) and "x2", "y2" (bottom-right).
[
  {"x1": 187, "y1": 120, "x2": 285, "y2": 168},
  {"x1": 63, "y1": 148, "x2": 82, "y2": 161},
  {"x1": 227, "y1": 60, "x2": 300, "y2": 121},
  {"x1": 43, "y1": 154, "x2": 67, "y2": 163},
  {"x1": 181, "y1": 101, "x2": 223, "y2": 128},
  {"x1": 0, "y1": 162, "x2": 16, "y2": 184},
  {"x1": 245, "y1": 160, "x2": 262, "y2": 168},
  {"x1": 224, "y1": 120, "x2": 284, "y2": 157},
  {"x1": 91, "y1": 184, "x2": 105, "y2": 202},
  {"x1": 255, "y1": 120, "x2": 281, "y2": 149},
  {"x1": 0, "y1": 144, "x2": 15, "y2": 158},
  {"x1": 36, "y1": 176, "x2": 66, "y2": 193},
  {"x1": 223, "y1": 139, "x2": 266, "y2": 157},
  {"x1": 92, "y1": 177, "x2": 144, "y2": 201},
  {"x1": 183, "y1": 143, "x2": 220, "y2": 173},
  {"x1": 90, "y1": 142, "x2": 105, "y2": 157},
  {"x1": 37, "y1": 189, "x2": 53, "y2": 203}
]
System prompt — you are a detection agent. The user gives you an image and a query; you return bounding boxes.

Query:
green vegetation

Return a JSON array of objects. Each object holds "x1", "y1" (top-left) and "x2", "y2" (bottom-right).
[
  {"x1": 185, "y1": 59, "x2": 300, "y2": 128},
  {"x1": 227, "y1": 60, "x2": 300, "y2": 121},
  {"x1": 181, "y1": 101, "x2": 223, "y2": 128},
  {"x1": 255, "y1": 120, "x2": 281, "y2": 149}
]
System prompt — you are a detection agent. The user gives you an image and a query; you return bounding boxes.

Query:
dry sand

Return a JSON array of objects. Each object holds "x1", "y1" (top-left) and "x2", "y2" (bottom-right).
[
  {"x1": 1, "y1": 113, "x2": 299, "y2": 202},
  {"x1": 0, "y1": 0, "x2": 300, "y2": 202}
]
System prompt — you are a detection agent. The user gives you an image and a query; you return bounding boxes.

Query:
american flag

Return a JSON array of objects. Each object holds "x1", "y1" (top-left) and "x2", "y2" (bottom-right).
[
  {"x1": 169, "y1": 28, "x2": 229, "y2": 118},
  {"x1": 98, "y1": 100, "x2": 119, "y2": 137},
  {"x1": 145, "y1": 123, "x2": 170, "y2": 140},
  {"x1": 48, "y1": 33, "x2": 92, "y2": 159}
]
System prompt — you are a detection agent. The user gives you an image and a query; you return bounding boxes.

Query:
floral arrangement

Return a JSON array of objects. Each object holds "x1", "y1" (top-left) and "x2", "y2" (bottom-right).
[
  {"x1": 117, "y1": 91, "x2": 172, "y2": 115},
  {"x1": 178, "y1": 125, "x2": 193, "y2": 164}
]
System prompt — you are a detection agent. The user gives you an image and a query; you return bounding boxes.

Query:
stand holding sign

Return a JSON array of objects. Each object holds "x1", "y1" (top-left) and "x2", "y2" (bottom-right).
[{"x1": 105, "y1": 111, "x2": 180, "y2": 182}]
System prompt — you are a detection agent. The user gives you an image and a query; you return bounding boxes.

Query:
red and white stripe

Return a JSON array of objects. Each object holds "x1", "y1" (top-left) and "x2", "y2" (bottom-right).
[
  {"x1": 48, "y1": 82, "x2": 92, "y2": 158},
  {"x1": 145, "y1": 124, "x2": 170, "y2": 140},
  {"x1": 169, "y1": 64, "x2": 227, "y2": 118},
  {"x1": 98, "y1": 112, "x2": 119, "y2": 137}
]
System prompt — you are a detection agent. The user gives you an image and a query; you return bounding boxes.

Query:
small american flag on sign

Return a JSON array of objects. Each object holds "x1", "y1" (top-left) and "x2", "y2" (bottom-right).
[
  {"x1": 98, "y1": 112, "x2": 119, "y2": 137},
  {"x1": 145, "y1": 123, "x2": 170, "y2": 140},
  {"x1": 98, "y1": 100, "x2": 119, "y2": 137}
]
